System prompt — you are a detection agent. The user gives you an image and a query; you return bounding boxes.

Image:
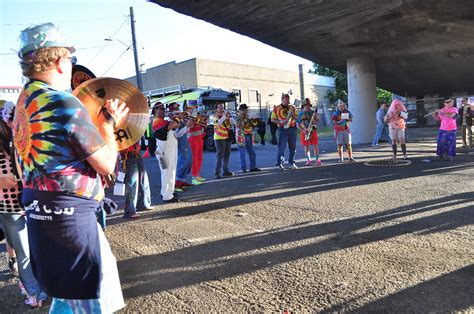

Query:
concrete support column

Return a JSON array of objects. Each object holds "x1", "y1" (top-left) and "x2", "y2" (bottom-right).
[{"x1": 347, "y1": 56, "x2": 377, "y2": 144}]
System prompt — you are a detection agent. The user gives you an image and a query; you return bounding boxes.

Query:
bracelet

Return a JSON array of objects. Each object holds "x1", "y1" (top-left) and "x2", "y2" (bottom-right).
[{"x1": 100, "y1": 107, "x2": 116, "y2": 128}]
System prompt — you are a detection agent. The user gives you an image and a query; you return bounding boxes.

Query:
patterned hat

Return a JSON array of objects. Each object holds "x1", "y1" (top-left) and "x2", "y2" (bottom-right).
[{"x1": 18, "y1": 23, "x2": 75, "y2": 58}]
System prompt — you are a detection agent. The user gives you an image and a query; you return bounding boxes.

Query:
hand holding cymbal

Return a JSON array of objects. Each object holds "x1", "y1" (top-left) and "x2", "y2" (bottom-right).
[{"x1": 99, "y1": 99, "x2": 129, "y2": 127}]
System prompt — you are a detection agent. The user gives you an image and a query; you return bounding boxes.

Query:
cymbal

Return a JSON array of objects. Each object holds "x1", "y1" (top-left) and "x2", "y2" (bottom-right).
[{"x1": 72, "y1": 77, "x2": 149, "y2": 150}]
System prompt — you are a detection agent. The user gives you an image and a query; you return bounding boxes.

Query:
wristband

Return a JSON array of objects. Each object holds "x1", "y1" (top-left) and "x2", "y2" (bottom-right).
[{"x1": 100, "y1": 107, "x2": 116, "y2": 128}]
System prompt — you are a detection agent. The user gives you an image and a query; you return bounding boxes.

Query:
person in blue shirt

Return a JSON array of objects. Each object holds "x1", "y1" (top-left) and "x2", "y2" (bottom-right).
[{"x1": 371, "y1": 103, "x2": 390, "y2": 146}]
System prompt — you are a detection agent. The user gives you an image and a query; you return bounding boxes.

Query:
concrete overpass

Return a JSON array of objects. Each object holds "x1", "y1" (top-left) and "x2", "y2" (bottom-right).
[{"x1": 151, "y1": 0, "x2": 474, "y2": 143}]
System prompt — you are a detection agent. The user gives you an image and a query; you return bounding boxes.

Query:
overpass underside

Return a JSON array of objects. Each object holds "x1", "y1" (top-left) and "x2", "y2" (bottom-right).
[{"x1": 151, "y1": 0, "x2": 474, "y2": 97}]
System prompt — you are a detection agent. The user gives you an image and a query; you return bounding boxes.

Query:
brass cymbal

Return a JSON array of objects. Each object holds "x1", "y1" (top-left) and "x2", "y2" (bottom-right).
[{"x1": 72, "y1": 77, "x2": 149, "y2": 151}]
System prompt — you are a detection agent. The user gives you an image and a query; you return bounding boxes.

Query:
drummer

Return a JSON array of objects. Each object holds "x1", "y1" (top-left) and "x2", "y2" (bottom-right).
[{"x1": 13, "y1": 23, "x2": 125, "y2": 312}]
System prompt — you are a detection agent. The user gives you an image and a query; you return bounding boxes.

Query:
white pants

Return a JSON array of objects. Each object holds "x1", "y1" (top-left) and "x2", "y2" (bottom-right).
[{"x1": 156, "y1": 132, "x2": 178, "y2": 201}]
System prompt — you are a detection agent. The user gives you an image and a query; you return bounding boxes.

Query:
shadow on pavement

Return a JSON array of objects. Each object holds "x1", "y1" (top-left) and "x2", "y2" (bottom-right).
[{"x1": 117, "y1": 191, "x2": 473, "y2": 309}]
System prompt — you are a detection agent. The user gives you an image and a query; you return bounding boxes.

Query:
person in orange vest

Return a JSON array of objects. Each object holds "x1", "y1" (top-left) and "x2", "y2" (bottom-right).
[
  {"x1": 271, "y1": 94, "x2": 298, "y2": 170},
  {"x1": 235, "y1": 103, "x2": 260, "y2": 173},
  {"x1": 213, "y1": 103, "x2": 235, "y2": 179}
]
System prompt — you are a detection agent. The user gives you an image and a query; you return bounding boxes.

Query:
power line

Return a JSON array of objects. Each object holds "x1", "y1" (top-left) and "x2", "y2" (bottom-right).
[
  {"x1": 101, "y1": 46, "x2": 131, "y2": 76},
  {"x1": 87, "y1": 16, "x2": 129, "y2": 65},
  {"x1": 1, "y1": 16, "x2": 123, "y2": 26}
]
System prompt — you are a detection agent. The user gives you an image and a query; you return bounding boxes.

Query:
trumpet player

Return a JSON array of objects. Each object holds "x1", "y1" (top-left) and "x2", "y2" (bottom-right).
[
  {"x1": 236, "y1": 104, "x2": 260, "y2": 173},
  {"x1": 187, "y1": 111, "x2": 207, "y2": 185},
  {"x1": 297, "y1": 98, "x2": 322, "y2": 166},
  {"x1": 271, "y1": 93, "x2": 298, "y2": 170},
  {"x1": 169, "y1": 103, "x2": 194, "y2": 190},
  {"x1": 13, "y1": 23, "x2": 124, "y2": 311},
  {"x1": 152, "y1": 102, "x2": 180, "y2": 202},
  {"x1": 214, "y1": 103, "x2": 235, "y2": 179}
]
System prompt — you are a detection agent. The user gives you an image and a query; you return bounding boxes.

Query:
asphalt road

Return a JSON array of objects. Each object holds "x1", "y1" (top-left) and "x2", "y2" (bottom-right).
[{"x1": 1, "y1": 127, "x2": 473, "y2": 312}]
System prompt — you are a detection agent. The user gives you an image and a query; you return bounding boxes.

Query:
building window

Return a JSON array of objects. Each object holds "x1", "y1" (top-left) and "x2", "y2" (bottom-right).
[
  {"x1": 231, "y1": 89, "x2": 241, "y2": 102},
  {"x1": 249, "y1": 89, "x2": 259, "y2": 104}
]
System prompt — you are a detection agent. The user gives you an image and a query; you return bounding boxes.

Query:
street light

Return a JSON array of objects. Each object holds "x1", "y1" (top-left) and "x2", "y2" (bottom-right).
[{"x1": 104, "y1": 37, "x2": 143, "y2": 91}]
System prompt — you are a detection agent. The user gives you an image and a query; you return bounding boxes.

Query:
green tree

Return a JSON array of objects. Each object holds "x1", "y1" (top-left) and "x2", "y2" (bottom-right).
[{"x1": 310, "y1": 63, "x2": 392, "y2": 106}]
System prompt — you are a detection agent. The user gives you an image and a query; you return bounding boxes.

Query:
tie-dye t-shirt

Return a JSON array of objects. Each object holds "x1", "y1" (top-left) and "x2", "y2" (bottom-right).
[{"x1": 13, "y1": 80, "x2": 106, "y2": 200}]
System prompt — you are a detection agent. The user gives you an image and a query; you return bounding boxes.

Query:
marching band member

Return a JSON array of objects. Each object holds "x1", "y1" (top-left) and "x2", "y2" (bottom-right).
[
  {"x1": 386, "y1": 99, "x2": 408, "y2": 160},
  {"x1": 297, "y1": 98, "x2": 322, "y2": 166},
  {"x1": 187, "y1": 111, "x2": 207, "y2": 185},
  {"x1": 332, "y1": 99, "x2": 355, "y2": 162},
  {"x1": 271, "y1": 93, "x2": 298, "y2": 170},
  {"x1": 235, "y1": 104, "x2": 260, "y2": 173},
  {"x1": 169, "y1": 103, "x2": 193, "y2": 189},
  {"x1": 14, "y1": 23, "x2": 125, "y2": 312},
  {"x1": 433, "y1": 98, "x2": 458, "y2": 161},
  {"x1": 213, "y1": 103, "x2": 235, "y2": 179},
  {"x1": 118, "y1": 140, "x2": 151, "y2": 218},
  {"x1": 152, "y1": 102, "x2": 180, "y2": 202}
]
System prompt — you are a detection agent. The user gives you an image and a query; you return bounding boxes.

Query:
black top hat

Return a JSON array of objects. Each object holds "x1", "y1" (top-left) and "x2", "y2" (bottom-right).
[{"x1": 239, "y1": 103, "x2": 248, "y2": 110}]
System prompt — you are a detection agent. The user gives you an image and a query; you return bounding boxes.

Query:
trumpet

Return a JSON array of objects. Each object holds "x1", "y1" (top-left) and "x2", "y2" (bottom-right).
[{"x1": 170, "y1": 111, "x2": 208, "y2": 127}]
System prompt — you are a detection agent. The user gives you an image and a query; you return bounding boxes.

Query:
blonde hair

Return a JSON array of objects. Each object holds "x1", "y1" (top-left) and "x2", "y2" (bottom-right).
[{"x1": 20, "y1": 47, "x2": 70, "y2": 77}]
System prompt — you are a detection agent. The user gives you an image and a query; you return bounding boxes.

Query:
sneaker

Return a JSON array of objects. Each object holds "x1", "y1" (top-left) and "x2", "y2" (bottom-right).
[
  {"x1": 178, "y1": 181, "x2": 193, "y2": 187},
  {"x1": 316, "y1": 160, "x2": 322, "y2": 166},
  {"x1": 338, "y1": 158, "x2": 344, "y2": 163},
  {"x1": 249, "y1": 168, "x2": 261, "y2": 172},
  {"x1": 278, "y1": 163, "x2": 284, "y2": 171},
  {"x1": 371, "y1": 144, "x2": 379, "y2": 147},
  {"x1": 163, "y1": 197, "x2": 180, "y2": 203},
  {"x1": 174, "y1": 187, "x2": 183, "y2": 192},
  {"x1": 289, "y1": 163, "x2": 298, "y2": 170},
  {"x1": 8, "y1": 257, "x2": 18, "y2": 275},
  {"x1": 215, "y1": 174, "x2": 222, "y2": 179},
  {"x1": 123, "y1": 213, "x2": 140, "y2": 219},
  {"x1": 348, "y1": 158, "x2": 356, "y2": 162},
  {"x1": 241, "y1": 169, "x2": 247, "y2": 173},
  {"x1": 222, "y1": 171, "x2": 234, "y2": 177},
  {"x1": 448, "y1": 156, "x2": 454, "y2": 162},
  {"x1": 403, "y1": 154, "x2": 408, "y2": 160},
  {"x1": 391, "y1": 155, "x2": 397, "y2": 160},
  {"x1": 192, "y1": 178, "x2": 203, "y2": 185},
  {"x1": 25, "y1": 295, "x2": 42, "y2": 308},
  {"x1": 196, "y1": 176, "x2": 206, "y2": 182},
  {"x1": 305, "y1": 160, "x2": 312, "y2": 166}
]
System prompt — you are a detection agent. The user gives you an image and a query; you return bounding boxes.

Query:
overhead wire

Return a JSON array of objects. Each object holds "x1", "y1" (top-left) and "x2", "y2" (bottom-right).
[
  {"x1": 87, "y1": 16, "x2": 129, "y2": 65},
  {"x1": 101, "y1": 46, "x2": 132, "y2": 76}
]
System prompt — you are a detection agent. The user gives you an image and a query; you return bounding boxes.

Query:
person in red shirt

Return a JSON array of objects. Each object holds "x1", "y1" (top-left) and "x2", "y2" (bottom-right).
[{"x1": 187, "y1": 111, "x2": 207, "y2": 185}]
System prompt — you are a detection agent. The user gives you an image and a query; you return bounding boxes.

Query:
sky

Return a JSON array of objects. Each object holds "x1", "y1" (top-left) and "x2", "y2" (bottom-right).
[{"x1": 0, "y1": 0, "x2": 315, "y2": 87}]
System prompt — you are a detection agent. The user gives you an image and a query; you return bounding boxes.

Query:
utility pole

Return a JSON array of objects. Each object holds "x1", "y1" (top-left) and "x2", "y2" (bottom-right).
[{"x1": 130, "y1": 6, "x2": 143, "y2": 91}]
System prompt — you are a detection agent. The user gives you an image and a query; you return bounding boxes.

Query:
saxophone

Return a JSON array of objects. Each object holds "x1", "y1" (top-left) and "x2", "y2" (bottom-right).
[
  {"x1": 304, "y1": 111, "x2": 318, "y2": 141},
  {"x1": 284, "y1": 106, "x2": 295, "y2": 129}
]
